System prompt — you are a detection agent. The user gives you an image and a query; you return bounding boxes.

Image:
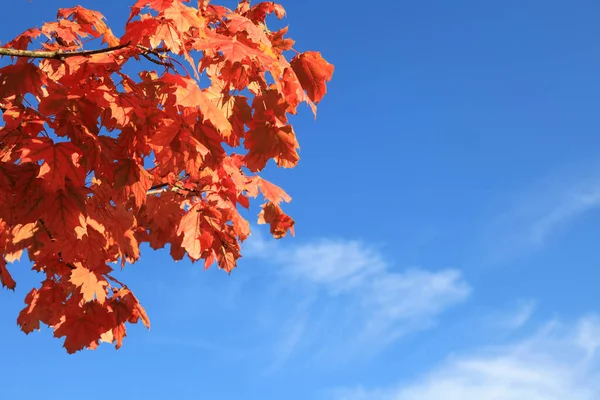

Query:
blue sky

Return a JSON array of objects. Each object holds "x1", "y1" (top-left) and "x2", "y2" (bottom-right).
[{"x1": 2, "y1": 0, "x2": 600, "y2": 399}]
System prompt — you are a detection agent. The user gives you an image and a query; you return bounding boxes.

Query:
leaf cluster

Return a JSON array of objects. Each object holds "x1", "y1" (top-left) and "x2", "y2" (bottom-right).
[{"x1": 0, "y1": 0, "x2": 333, "y2": 353}]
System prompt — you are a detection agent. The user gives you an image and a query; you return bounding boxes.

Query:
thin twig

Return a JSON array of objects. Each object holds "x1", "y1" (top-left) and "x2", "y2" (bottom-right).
[
  {"x1": 140, "y1": 52, "x2": 173, "y2": 67},
  {"x1": 106, "y1": 274, "x2": 128, "y2": 288}
]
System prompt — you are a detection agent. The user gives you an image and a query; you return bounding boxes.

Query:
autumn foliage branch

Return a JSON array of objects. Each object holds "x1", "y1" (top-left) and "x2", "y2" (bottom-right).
[{"x1": 0, "y1": 0, "x2": 333, "y2": 353}]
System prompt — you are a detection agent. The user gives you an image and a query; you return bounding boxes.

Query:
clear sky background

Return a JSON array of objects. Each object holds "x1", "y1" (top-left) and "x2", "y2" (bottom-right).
[{"x1": 2, "y1": 0, "x2": 600, "y2": 399}]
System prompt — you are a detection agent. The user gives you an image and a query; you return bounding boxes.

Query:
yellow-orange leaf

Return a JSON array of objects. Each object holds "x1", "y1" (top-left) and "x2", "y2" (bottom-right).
[{"x1": 69, "y1": 264, "x2": 108, "y2": 304}]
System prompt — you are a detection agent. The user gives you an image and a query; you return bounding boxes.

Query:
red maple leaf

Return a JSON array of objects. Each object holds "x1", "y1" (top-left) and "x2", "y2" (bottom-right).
[
  {"x1": 58, "y1": 6, "x2": 120, "y2": 46},
  {"x1": 258, "y1": 201, "x2": 294, "y2": 239},
  {"x1": 19, "y1": 138, "x2": 85, "y2": 191},
  {"x1": 245, "y1": 2, "x2": 286, "y2": 23},
  {"x1": 0, "y1": 258, "x2": 16, "y2": 290},
  {"x1": 53, "y1": 301, "x2": 115, "y2": 354},
  {"x1": 291, "y1": 51, "x2": 335, "y2": 103},
  {"x1": 244, "y1": 121, "x2": 300, "y2": 171}
]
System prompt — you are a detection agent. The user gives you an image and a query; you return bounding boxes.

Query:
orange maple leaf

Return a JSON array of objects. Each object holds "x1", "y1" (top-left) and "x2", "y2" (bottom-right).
[
  {"x1": 253, "y1": 177, "x2": 292, "y2": 205},
  {"x1": 177, "y1": 203, "x2": 214, "y2": 260},
  {"x1": 163, "y1": 73, "x2": 233, "y2": 137},
  {"x1": 163, "y1": 0, "x2": 205, "y2": 33}
]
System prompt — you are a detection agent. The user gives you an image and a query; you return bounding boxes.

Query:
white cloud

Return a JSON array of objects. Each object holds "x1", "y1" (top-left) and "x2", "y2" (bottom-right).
[
  {"x1": 332, "y1": 315, "x2": 600, "y2": 400},
  {"x1": 282, "y1": 239, "x2": 386, "y2": 293},
  {"x1": 244, "y1": 234, "x2": 471, "y2": 366}
]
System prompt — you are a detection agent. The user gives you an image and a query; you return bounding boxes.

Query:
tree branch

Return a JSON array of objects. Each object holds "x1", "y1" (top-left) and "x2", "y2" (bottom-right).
[{"x1": 0, "y1": 42, "x2": 130, "y2": 59}]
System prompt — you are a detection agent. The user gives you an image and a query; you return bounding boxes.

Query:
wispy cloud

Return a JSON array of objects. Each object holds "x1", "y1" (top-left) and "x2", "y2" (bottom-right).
[
  {"x1": 245, "y1": 233, "x2": 471, "y2": 367},
  {"x1": 484, "y1": 168, "x2": 600, "y2": 259},
  {"x1": 331, "y1": 315, "x2": 600, "y2": 400},
  {"x1": 263, "y1": 315, "x2": 308, "y2": 374},
  {"x1": 141, "y1": 231, "x2": 470, "y2": 371},
  {"x1": 491, "y1": 299, "x2": 537, "y2": 331},
  {"x1": 527, "y1": 188, "x2": 600, "y2": 246}
]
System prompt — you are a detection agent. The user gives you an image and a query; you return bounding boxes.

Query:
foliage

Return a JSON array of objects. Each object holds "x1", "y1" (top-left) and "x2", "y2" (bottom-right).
[{"x1": 0, "y1": 0, "x2": 333, "y2": 353}]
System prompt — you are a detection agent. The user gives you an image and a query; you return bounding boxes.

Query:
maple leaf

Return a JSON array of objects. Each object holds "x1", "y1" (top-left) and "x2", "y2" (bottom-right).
[
  {"x1": 258, "y1": 202, "x2": 294, "y2": 239},
  {"x1": 41, "y1": 185, "x2": 86, "y2": 239},
  {"x1": 40, "y1": 20, "x2": 87, "y2": 48},
  {"x1": 280, "y1": 67, "x2": 315, "y2": 115},
  {"x1": 120, "y1": 18, "x2": 160, "y2": 47},
  {"x1": 11, "y1": 222, "x2": 38, "y2": 244},
  {"x1": 1, "y1": 27, "x2": 42, "y2": 51},
  {"x1": 149, "y1": 117, "x2": 184, "y2": 146},
  {"x1": 201, "y1": 31, "x2": 277, "y2": 65},
  {"x1": 112, "y1": 323, "x2": 127, "y2": 349},
  {"x1": 204, "y1": 77, "x2": 252, "y2": 142},
  {"x1": 128, "y1": 0, "x2": 177, "y2": 23},
  {"x1": 163, "y1": 0, "x2": 205, "y2": 33},
  {"x1": 224, "y1": 13, "x2": 271, "y2": 46},
  {"x1": 99, "y1": 320, "x2": 129, "y2": 349},
  {"x1": 151, "y1": 18, "x2": 183, "y2": 54},
  {"x1": 162, "y1": 73, "x2": 233, "y2": 136},
  {"x1": 69, "y1": 218, "x2": 109, "y2": 268},
  {"x1": 252, "y1": 177, "x2": 292, "y2": 205},
  {"x1": 140, "y1": 192, "x2": 182, "y2": 248},
  {"x1": 17, "y1": 289, "x2": 42, "y2": 333},
  {"x1": 69, "y1": 264, "x2": 108, "y2": 304},
  {"x1": 58, "y1": 6, "x2": 120, "y2": 46},
  {"x1": 18, "y1": 280, "x2": 71, "y2": 332},
  {"x1": 269, "y1": 26, "x2": 295, "y2": 53},
  {"x1": 290, "y1": 51, "x2": 335, "y2": 103},
  {"x1": 114, "y1": 159, "x2": 154, "y2": 209},
  {"x1": 219, "y1": 62, "x2": 251, "y2": 91},
  {"x1": 0, "y1": 62, "x2": 47, "y2": 99},
  {"x1": 95, "y1": 203, "x2": 142, "y2": 266},
  {"x1": 4, "y1": 250, "x2": 23, "y2": 264},
  {"x1": 53, "y1": 301, "x2": 115, "y2": 354},
  {"x1": 177, "y1": 203, "x2": 213, "y2": 260},
  {"x1": 244, "y1": 121, "x2": 300, "y2": 171},
  {"x1": 118, "y1": 289, "x2": 150, "y2": 328},
  {"x1": 0, "y1": 258, "x2": 16, "y2": 290},
  {"x1": 245, "y1": 2, "x2": 286, "y2": 23},
  {"x1": 19, "y1": 138, "x2": 85, "y2": 191}
]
